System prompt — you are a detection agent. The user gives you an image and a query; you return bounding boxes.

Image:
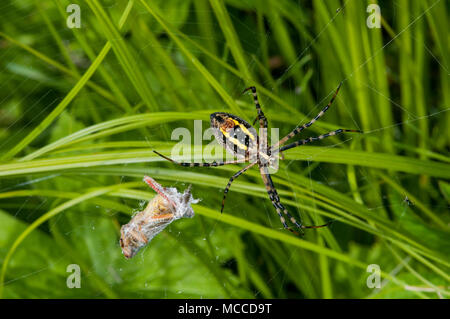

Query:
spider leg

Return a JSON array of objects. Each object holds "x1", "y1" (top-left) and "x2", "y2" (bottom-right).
[
  {"x1": 272, "y1": 82, "x2": 343, "y2": 150},
  {"x1": 277, "y1": 129, "x2": 363, "y2": 153},
  {"x1": 243, "y1": 86, "x2": 271, "y2": 159},
  {"x1": 221, "y1": 162, "x2": 257, "y2": 213},
  {"x1": 243, "y1": 86, "x2": 267, "y2": 129},
  {"x1": 260, "y1": 166, "x2": 333, "y2": 234},
  {"x1": 153, "y1": 150, "x2": 247, "y2": 167},
  {"x1": 260, "y1": 168, "x2": 303, "y2": 235}
]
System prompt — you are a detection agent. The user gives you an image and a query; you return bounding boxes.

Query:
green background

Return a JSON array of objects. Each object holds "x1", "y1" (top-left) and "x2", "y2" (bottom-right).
[{"x1": 0, "y1": 0, "x2": 449, "y2": 298}]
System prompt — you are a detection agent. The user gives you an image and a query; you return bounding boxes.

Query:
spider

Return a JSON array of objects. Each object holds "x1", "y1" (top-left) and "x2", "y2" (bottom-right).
[{"x1": 153, "y1": 83, "x2": 362, "y2": 235}]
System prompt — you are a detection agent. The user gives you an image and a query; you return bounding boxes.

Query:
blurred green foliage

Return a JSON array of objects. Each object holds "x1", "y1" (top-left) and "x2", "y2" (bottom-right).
[{"x1": 0, "y1": 0, "x2": 449, "y2": 298}]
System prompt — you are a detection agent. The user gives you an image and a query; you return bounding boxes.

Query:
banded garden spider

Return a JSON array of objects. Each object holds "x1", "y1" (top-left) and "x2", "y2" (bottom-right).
[{"x1": 154, "y1": 83, "x2": 362, "y2": 235}]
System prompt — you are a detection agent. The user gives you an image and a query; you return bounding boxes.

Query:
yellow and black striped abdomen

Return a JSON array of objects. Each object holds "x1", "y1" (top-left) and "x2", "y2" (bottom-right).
[{"x1": 210, "y1": 112, "x2": 258, "y2": 159}]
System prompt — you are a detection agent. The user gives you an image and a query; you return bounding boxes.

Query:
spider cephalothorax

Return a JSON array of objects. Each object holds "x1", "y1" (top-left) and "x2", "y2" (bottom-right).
[{"x1": 154, "y1": 84, "x2": 362, "y2": 235}]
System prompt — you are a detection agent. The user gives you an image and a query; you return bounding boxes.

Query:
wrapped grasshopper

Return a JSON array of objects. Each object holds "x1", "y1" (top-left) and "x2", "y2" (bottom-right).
[{"x1": 120, "y1": 176, "x2": 198, "y2": 259}]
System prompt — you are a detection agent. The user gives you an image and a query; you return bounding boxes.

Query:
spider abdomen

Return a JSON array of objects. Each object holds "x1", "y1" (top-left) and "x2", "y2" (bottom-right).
[{"x1": 210, "y1": 112, "x2": 258, "y2": 159}]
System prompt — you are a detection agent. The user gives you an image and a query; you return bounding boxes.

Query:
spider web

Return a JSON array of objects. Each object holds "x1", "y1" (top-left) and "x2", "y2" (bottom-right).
[{"x1": 0, "y1": 0, "x2": 448, "y2": 299}]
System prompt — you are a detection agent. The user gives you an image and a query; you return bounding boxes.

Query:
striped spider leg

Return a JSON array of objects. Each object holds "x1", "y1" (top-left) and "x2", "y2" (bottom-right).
[
  {"x1": 271, "y1": 82, "x2": 362, "y2": 154},
  {"x1": 152, "y1": 151, "x2": 248, "y2": 167}
]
